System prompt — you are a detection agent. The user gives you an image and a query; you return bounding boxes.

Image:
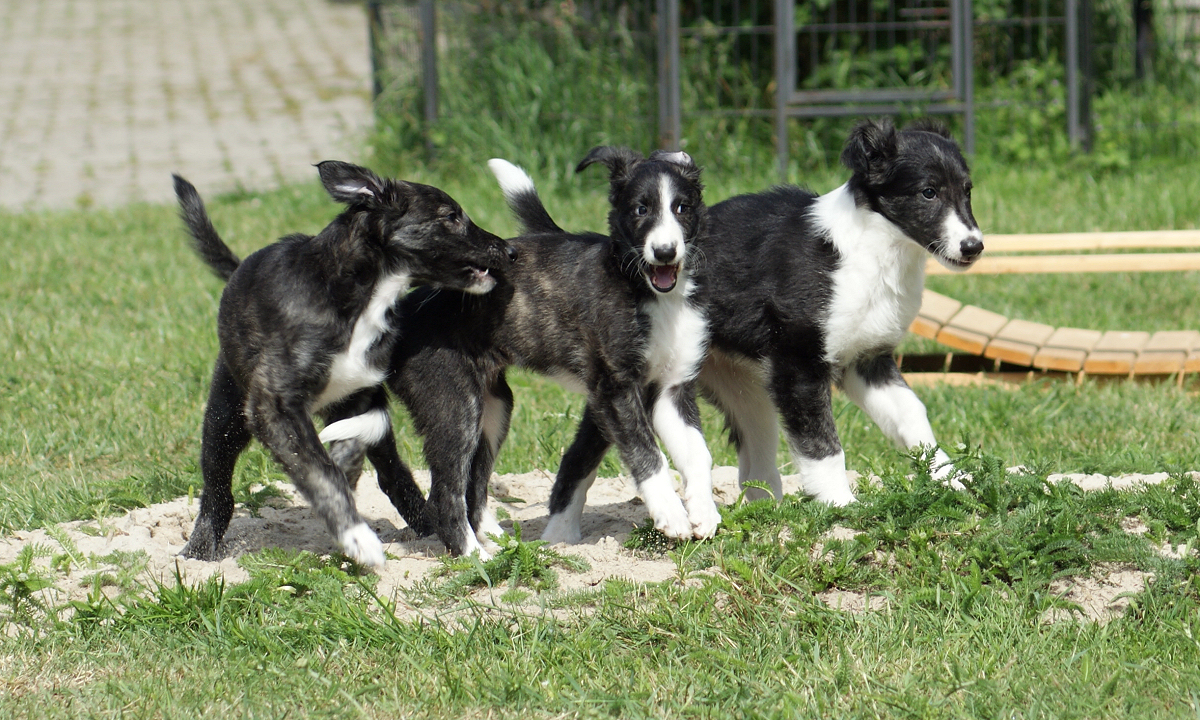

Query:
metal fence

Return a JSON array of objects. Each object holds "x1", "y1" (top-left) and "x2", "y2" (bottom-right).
[{"x1": 368, "y1": 0, "x2": 1200, "y2": 168}]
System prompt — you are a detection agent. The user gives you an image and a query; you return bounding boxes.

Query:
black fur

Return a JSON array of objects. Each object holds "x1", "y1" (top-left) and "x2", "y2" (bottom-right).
[
  {"x1": 385, "y1": 150, "x2": 714, "y2": 556},
  {"x1": 694, "y1": 118, "x2": 982, "y2": 504},
  {"x1": 175, "y1": 161, "x2": 511, "y2": 566}
]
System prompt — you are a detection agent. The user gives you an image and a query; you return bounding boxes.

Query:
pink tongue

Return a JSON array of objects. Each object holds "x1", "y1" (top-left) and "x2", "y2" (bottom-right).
[{"x1": 652, "y1": 264, "x2": 677, "y2": 289}]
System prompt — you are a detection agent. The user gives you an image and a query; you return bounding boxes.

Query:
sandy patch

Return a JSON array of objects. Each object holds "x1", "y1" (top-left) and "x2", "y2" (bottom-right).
[{"x1": 0, "y1": 467, "x2": 1186, "y2": 623}]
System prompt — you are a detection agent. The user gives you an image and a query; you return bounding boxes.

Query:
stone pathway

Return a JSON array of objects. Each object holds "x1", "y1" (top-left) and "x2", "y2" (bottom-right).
[{"x1": 0, "y1": 0, "x2": 373, "y2": 210}]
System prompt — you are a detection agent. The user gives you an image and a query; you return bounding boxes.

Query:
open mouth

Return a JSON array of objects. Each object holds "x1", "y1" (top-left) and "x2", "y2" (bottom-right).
[
  {"x1": 937, "y1": 255, "x2": 977, "y2": 271},
  {"x1": 647, "y1": 263, "x2": 680, "y2": 293}
]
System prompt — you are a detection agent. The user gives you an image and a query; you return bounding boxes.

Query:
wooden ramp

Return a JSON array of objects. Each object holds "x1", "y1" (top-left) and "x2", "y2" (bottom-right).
[
  {"x1": 912, "y1": 229, "x2": 1200, "y2": 377},
  {"x1": 911, "y1": 289, "x2": 1200, "y2": 376}
]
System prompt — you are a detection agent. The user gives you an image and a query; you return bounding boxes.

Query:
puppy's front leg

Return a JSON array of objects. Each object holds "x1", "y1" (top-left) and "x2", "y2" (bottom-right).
[
  {"x1": 652, "y1": 385, "x2": 719, "y2": 538},
  {"x1": 247, "y1": 393, "x2": 385, "y2": 567},
  {"x1": 841, "y1": 355, "x2": 960, "y2": 488},
  {"x1": 596, "y1": 385, "x2": 692, "y2": 539}
]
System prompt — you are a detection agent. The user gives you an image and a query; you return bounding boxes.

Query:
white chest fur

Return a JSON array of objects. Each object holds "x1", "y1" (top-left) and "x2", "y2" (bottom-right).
[
  {"x1": 313, "y1": 273, "x2": 410, "y2": 412},
  {"x1": 813, "y1": 184, "x2": 927, "y2": 370},
  {"x1": 641, "y1": 280, "x2": 708, "y2": 388}
]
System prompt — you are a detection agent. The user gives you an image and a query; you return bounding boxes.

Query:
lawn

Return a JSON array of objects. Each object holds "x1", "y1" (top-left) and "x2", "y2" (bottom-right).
[{"x1": 2, "y1": 154, "x2": 1200, "y2": 717}]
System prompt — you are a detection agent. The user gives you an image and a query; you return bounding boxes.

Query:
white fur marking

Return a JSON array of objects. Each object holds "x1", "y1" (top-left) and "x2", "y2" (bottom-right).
[
  {"x1": 338, "y1": 522, "x2": 385, "y2": 567},
  {"x1": 318, "y1": 409, "x2": 390, "y2": 446},
  {"x1": 641, "y1": 291, "x2": 707, "y2": 389},
  {"x1": 795, "y1": 450, "x2": 856, "y2": 506},
  {"x1": 487, "y1": 159, "x2": 535, "y2": 201},
  {"x1": 638, "y1": 460, "x2": 692, "y2": 538},
  {"x1": 814, "y1": 184, "x2": 927, "y2": 369},
  {"x1": 652, "y1": 392, "x2": 719, "y2": 538},
  {"x1": 314, "y1": 273, "x2": 410, "y2": 411},
  {"x1": 643, "y1": 176, "x2": 686, "y2": 266},
  {"x1": 542, "y1": 471, "x2": 595, "y2": 544}
]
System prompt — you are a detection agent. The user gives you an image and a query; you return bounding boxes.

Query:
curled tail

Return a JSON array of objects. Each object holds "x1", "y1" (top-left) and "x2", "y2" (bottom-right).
[
  {"x1": 172, "y1": 174, "x2": 241, "y2": 281},
  {"x1": 487, "y1": 159, "x2": 562, "y2": 235}
]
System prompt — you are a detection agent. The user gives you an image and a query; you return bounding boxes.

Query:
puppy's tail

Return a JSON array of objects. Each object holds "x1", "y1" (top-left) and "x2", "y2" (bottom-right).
[
  {"x1": 172, "y1": 174, "x2": 241, "y2": 282},
  {"x1": 487, "y1": 159, "x2": 562, "y2": 235}
]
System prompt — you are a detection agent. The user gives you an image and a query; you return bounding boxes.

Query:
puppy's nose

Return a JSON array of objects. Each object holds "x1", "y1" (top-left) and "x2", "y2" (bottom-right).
[
  {"x1": 653, "y1": 245, "x2": 677, "y2": 263},
  {"x1": 959, "y1": 237, "x2": 983, "y2": 259},
  {"x1": 506, "y1": 245, "x2": 518, "y2": 262}
]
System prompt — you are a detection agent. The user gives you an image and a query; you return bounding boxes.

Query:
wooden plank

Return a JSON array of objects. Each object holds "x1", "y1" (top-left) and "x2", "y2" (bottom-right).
[
  {"x1": 1186, "y1": 349, "x2": 1200, "y2": 374},
  {"x1": 936, "y1": 325, "x2": 992, "y2": 355},
  {"x1": 917, "y1": 290, "x2": 963, "y2": 325},
  {"x1": 984, "y1": 338, "x2": 1041, "y2": 366},
  {"x1": 1033, "y1": 328, "x2": 1102, "y2": 372},
  {"x1": 926, "y1": 252, "x2": 1200, "y2": 276},
  {"x1": 993, "y1": 318, "x2": 1055, "y2": 346},
  {"x1": 945, "y1": 305, "x2": 1009, "y2": 337},
  {"x1": 983, "y1": 230, "x2": 1200, "y2": 253},
  {"x1": 1132, "y1": 331, "x2": 1198, "y2": 375},
  {"x1": 1083, "y1": 331, "x2": 1148, "y2": 374}
]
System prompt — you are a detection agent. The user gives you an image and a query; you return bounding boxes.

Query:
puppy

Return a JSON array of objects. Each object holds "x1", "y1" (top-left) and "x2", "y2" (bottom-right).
[
  {"x1": 695, "y1": 118, "x2": 982, "y2": 505},
  {"x1": 385, "y1": 149, "x2": 717, "y2": 556},
  {"x1": 175, "y1": 161, "x2": 510, "y2": 567}
]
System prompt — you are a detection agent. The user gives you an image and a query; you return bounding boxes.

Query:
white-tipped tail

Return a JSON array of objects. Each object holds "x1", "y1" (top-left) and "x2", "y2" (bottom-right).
[
  {"x1": 487, "y1": 158, "x2": 535, "y2": 201},
  {"x1": 318, "y1": 409, "x2": 390, "y2": 446}
]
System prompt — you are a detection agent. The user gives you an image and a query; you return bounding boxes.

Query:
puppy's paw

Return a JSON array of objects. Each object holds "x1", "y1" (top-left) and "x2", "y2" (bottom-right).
[
  {"x1": 475, "y1": 507, "x2": 505, "y2": 551},
  {"x1": 685, "y1": 496, "x2": 721, "y2": 539},
  {"x1": 339, "y1": 522, "x2": 385, "y2": 568},
  {"x1": 459, "y1": 533, "x2": 492, "y2": 561},
  {"x1": 932, "y1": 461, "x2": 968, "y2": 490},
  {"x1": 179, "y1": 520, "x2": 222, "y2": 561},
  {"x1": 813, "y1": 487, "x2": 857, "y2": 507},
  {"x1": 541, "y1": 513, "x2": 583, "y2": 545}
]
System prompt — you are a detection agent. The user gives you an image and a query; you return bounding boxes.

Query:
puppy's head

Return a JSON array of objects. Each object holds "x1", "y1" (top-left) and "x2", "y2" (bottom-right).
[
  {"x1": 318, "y1": 161, "x2": 511, "y2": 294},
  {"x1": 841, "y1": 118, "x2": 983, "y2": 271},
  {"x1": 577, "y1": 147, "x2": 705, "y2": 294}
]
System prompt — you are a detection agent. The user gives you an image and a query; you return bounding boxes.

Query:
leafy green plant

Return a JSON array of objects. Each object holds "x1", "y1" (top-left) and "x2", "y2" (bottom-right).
[{"x1": 434, "y1": 521, "x2": 589, "y2": 595}]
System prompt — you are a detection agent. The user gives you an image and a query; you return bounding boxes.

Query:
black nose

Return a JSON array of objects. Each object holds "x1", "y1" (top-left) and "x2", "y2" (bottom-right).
[
  {"x1": 960, "y1": 237, "x2": 983, "y2": 259},
  {"x1": 506, "y1": 245, "x2": 518, "y2": 262},
  {"x1": 653, "y1": 245, "x2": 677, "y2": 263}
]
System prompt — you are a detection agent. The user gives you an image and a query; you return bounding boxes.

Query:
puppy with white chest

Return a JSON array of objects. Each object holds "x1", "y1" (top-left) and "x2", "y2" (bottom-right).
[
  {"x1": 385, "y1": 148, "x2": 718, "y2": 556},
  {"x1": 175, "y1": 161, "x2": 511, "y2": 567},
  {"x1": 695, "y1": 118, "x2": 983, "y2": 505}
]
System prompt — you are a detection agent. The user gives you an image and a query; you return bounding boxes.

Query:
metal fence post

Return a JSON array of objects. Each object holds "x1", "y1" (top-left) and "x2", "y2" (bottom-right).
[
  {"x1": 1067, "y1": 0, "x2": 1082, "y2": 148},
  {"x1": 657, "y1": 0, "x2": 682, "y2": 150},
  {"x1": 419, "y1": 0, "x2": 438, "y2": 152},
  {"x1": 774, "y1": 0, "x2": 791, "y2": 179}
]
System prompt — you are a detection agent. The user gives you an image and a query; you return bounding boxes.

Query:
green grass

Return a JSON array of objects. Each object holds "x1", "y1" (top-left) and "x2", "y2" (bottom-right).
[{"x1": 4, "y1": 154, "x2": 1200, "y2": 718}]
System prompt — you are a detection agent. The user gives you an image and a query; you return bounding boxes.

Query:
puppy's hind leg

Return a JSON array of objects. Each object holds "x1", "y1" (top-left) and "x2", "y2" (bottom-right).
[
  {"x1": 544, "y1": 408, "x2": 609, "y2": 544},
  {"x1": 248, "y1": 391, "x2": 384, "y2": 567},
  {"x1": 772, "y1": 363, "x2": 856, "y2": 506},
  {"x1": 321, "y1": 388, "x2": 431, "y2": 535},
  {"x1": 841, "y1": 355, "x2": 961, "y2": 488},
  {"x1": 467, "y1": 374, "x2": 513, "y2": 552},
  {"x1": 698, "y1": 354, "x2": 783, "y2": 500},
  {"x1": 182, "y1": 358, "x2": 251, "y2": 561}
]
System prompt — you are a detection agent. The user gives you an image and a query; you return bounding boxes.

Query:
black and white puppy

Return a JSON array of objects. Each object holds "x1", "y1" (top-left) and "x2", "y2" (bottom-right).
[
  {"x1": 175, "y1": 161, "x2": 510, "y2": 567},
  {"x1": 695, "y1": 118, "x2": 982, "y2": 505},
  {"x1": 387, "y1": 149, "x2": 717, "y2": 556}
]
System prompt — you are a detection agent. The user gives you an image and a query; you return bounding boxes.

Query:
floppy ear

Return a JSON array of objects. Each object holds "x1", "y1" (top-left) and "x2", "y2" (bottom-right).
[
  {"x1": 648, "y1": 149, "x2": 702, "y2": 184},
  {"x1": 317, "y1": 161, "x2": 390, "y2": 207},
  {"x1": 575, "y1": 146, "x2": 644, "y2": 183},
  {"x1": 903, "y1": 117, "x2": 953, "y2": 139},
  {"x1": 840, "y1": 118, "x2": 898, "y2": 185}
]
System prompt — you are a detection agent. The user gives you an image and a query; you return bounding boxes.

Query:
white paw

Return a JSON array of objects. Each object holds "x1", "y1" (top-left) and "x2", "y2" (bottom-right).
[
  {"x1": 459, "y1": 533, "x2": 492, "y2": 561},
  {"x1": 685, "y1": 496, "x2": 721, "y2": 539},
  {"x1": 542, "y1": 513, "x2": 582, "y2": 545},
  {"x1": 641, "y1": 470, "x2": 692, "y2": 538},
  {"x1": 932, "y1": 454, "x2": 967, "y2": 490},
  {"x1": 814, "y1": 487, "x2": 857, "y2": 507},
  {"x1": 338, "y1": 522, "x2": 385, "y2": 568},
  {"x1": 475, "y1": 507, "x2": 505, "y2": 550}
]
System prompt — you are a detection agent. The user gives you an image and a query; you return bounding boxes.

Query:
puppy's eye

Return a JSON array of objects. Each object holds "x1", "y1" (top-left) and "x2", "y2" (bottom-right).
[
  {"x1": 443, "y1": 210, "x2": 461, "y2": 224},
  {"x1": 674, "y1": 203, "x2": 689, "y2": 215},
  {"x1": 921, "y1": 188, "x2": 937, "y2": 200},
  {"x1": 635, "y1": 205, "x2": 648, "y2": 216}
]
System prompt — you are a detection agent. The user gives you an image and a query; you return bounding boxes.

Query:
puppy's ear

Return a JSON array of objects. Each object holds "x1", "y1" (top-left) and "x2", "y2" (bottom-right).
[
  {"x1": 841, "y1": 118, "x2": 898, "y2": 185},
  {"x1": 575, "y1": 146, "x2": 644, "y2": 184},
  {"x1": 903, "y1": 117, "x2": 953, "y2": 139},
  {"x1": 317, "y1": 161, "x2": 389, "y2": 207},
  {"x1": 648, "y1": 150, "x2": 702, "y2": 184}
]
